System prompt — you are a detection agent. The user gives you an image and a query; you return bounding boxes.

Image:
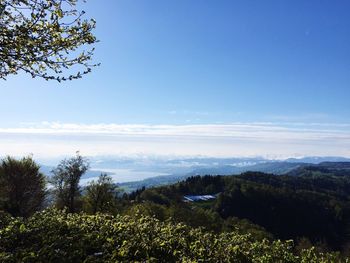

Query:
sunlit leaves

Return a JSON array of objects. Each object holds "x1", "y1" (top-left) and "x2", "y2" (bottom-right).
[
  {"x1": 0, "y1": 209, "x2": 346, "y2": 262},
  {"x1": 0, "y1": 0, "x2": 99, "y2": 81}
]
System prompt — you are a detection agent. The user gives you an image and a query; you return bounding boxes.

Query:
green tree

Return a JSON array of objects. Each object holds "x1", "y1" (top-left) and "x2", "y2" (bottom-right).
[
  {"x1": 83, "y1": 173, "x2": 119, "y2": 214},
  {"x1": 0, "y1": 156, "x2": 46, "y2": 217},
  {"x1": 0, "y1": 0, "x2": 98, "y2": 81},
  {"x1": 50, "y1": 152, "x2": 89, "y2": 213}
]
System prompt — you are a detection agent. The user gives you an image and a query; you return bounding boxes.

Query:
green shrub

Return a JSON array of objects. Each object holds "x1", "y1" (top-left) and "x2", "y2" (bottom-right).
[{"x1": 0, "y1": 209, "x2": 346, "y2": 262}]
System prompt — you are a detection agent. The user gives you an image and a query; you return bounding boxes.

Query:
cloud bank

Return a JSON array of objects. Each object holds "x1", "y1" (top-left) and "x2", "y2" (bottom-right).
[{"x1": 0, "y1": 121, "x2": 349, "y2": 158}]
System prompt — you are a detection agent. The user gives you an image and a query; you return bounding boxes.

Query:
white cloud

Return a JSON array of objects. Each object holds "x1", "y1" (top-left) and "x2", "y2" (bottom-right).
[{"x1": 0, "y1": 121, "x2": 349, "y2": 158}]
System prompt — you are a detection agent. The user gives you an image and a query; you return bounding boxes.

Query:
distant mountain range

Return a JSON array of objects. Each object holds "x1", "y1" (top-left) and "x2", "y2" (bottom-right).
[
  {"x1": 116, "y1": 156, "x2": 350, "y2": 192},
  {"x1": 38, "y1": 155, "x2": 350, "y2": 192}
]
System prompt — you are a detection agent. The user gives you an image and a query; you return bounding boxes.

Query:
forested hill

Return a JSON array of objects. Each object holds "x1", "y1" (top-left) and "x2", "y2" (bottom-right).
[
  {"x1": 128, "y1": 162, "x2": 350, "y2": 252},
  {"x1": 119, "y1": 159, "x2": 350, "y2": 192},
  {"x1": 287, "y1": 161, "x2": 350, "y2": 177},
  {"x1": 2, "y1": 158, "x2": 350, "y2": 261}
]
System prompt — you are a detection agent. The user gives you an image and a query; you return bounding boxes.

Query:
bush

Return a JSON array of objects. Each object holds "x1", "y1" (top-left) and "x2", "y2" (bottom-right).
[{"x1": 0, "y1": 209, "x2": 346, "y2": 262}]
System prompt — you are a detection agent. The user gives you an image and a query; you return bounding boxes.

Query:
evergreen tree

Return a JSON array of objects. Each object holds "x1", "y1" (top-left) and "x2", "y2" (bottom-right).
[{"x1": 0, "y1": 156, "x2": 46, "y2": 217}]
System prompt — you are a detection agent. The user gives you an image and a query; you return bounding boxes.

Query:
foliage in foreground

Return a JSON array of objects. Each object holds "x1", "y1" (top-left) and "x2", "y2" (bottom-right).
[{"x1": 0, "y1": 209, "x2": 346, "y2": 262}]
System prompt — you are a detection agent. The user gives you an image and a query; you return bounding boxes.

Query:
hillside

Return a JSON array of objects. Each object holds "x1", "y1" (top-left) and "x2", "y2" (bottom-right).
[
  {"x1": 118, "y1": 160, "x2": 350, "y2": 192},
  {"x1": 2, "y1": 161, "x2": 350, "y2": 261},
  {"x1": 127, "y1": 162, "x2": 350, "y2": 252}
]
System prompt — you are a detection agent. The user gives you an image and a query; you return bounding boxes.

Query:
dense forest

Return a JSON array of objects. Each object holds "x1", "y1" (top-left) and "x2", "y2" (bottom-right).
[
  {"x1": 1, "y1": 155, "x2": 350, "y2": 262},
  {"x1": 128, "y1": 163, "x2": 350, "y2": 252}
]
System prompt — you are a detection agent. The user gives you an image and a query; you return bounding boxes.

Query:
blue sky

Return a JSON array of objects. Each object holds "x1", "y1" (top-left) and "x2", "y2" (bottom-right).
[{"x1": 1, "y1": 0, "x2": 350, "y2": 158}]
